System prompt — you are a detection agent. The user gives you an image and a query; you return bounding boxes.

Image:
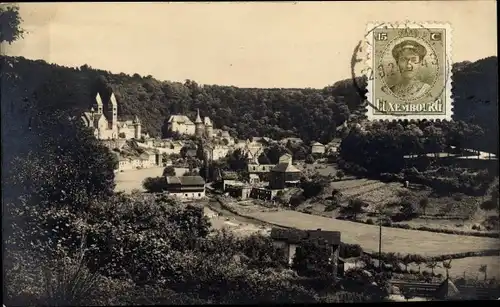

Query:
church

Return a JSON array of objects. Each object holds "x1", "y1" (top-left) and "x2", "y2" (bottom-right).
[{"x1": 81, "y1": 92, "x2": 142, "y2": 140}]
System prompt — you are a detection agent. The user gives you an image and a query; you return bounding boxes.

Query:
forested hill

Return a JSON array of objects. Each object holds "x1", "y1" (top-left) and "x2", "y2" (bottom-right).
[{"x1": 1, "y1": 55, "x2": 497, "y2": 149}]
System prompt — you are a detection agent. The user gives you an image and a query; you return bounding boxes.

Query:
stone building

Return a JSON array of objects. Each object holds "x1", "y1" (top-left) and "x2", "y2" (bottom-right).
[
  {"x1": 81, "y1": 93, "x2": 142, "y2": 140},
  {"x1": 167, "y1": 109, "x2": 233, "y2": 143}
]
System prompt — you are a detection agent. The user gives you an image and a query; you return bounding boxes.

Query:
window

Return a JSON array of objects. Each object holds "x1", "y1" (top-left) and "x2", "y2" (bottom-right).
[
  {"x1": 253, "y1": 166, "x2": 256, "y2": 171},
  {"x1": 198, "y1": 193, "x2": 201, "y2": 197},
  {"x1": 185, "y1": 194, "x2": 188, "y2": 197}
]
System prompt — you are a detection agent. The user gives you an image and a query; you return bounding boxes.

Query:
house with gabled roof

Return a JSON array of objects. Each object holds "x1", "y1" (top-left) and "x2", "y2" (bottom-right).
[
  {"x1": 269, "y1": 161, "x2": 302, "y2": 190},
  {"x1": 270, "y1": 227, "x2": 342, "y2": 274},
  {"x1": 165, "y1": 175, "x2": 206, "y2": 199}
]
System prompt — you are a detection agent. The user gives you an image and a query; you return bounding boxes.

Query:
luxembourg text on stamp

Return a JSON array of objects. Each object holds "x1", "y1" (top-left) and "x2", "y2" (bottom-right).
[{"x1": 355, "y1": 22, "x2": 453, "y2": 121}]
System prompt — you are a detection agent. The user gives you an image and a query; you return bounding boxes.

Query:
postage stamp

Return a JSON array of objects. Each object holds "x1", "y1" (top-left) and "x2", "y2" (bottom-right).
[{"x1": 357, "y1": 22, "x2": 453, "y2": 121}]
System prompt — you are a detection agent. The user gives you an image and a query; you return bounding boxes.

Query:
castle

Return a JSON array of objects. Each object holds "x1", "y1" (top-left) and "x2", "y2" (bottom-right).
[
  {"x1": 81, "y1": 92, "x2": 142, "y2": 140},
  {"x1": 167, "y1": 109, "x2": 234, "y2": 144}
]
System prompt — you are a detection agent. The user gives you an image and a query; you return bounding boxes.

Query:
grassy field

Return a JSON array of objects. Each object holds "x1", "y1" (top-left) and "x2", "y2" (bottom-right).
[
  {"x1": 242, "y1": 209, "x2": 499, "y2": 257},
  {"x1": 115, "y1": 167, "x2": 164, "y2": 193}
]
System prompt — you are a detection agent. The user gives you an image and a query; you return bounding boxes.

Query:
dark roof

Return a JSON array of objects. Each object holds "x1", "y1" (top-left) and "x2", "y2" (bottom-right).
[
  {"x1": 270, "y1": 227, "x2": 341, "y2": 245},
  {"x1": 166, "y1": 176, "x2": 205, "y2": 186},
  {"x1": 271, "y1": 162, "x2": 301, "y2": 173}
]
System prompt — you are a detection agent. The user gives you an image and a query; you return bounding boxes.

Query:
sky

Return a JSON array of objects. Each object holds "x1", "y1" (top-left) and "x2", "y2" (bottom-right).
[{"x1": 4, "y1": 1, "x2": 498, "y2": 88}]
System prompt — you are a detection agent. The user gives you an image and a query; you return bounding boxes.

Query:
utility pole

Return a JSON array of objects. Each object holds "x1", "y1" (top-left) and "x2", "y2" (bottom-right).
[{"x1": 378, "y1": 208, "x2": 383, "y2": 272}]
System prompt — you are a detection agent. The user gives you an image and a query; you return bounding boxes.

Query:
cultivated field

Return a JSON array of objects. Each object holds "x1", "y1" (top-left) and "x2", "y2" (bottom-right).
[
  {"x1": 242, "y1": 209, "x2": 500, "y2": 257},
  {"x1": 115, "y1": 167, "x2": 164, "y2": 193},
  {"x1": 204, "y1": 206, "x2": 270, "y2": 236}
]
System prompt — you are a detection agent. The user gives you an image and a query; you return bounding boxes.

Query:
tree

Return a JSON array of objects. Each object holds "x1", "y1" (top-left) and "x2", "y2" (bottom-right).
[
  {"x1": 305, "y1": 154, "x2": 315, "y2": 164},
  {"x1": 0, "y1": 5, "x2": 24, "y2": 44},
  {"x1": 163, "y1": 166, "x2": 176, "y2": 176},
  {"x1": 265, "y1": 144, "x2": 291, "y2": 164},
  {"x1": 300, "y1": 176, "x2": 329, "y2": 199},
  {"x1": 142, "y1": 176, "x2": 167, "y2": 193},
  {"x1": 442, "y1": 259, "x2": 452, "y2": 278},
  {"x1": 345, "y1": 198, "x2": 367, "y2": 220},
  {"x1": 419, "y1": 198, "x2": 429, "y2": 216},
  {"x1": 294, "y1": 146, "x2": 308, "y2": 161},
  {"x1": 401, "y1": 255, "x2": 412, "y2": 272},
  {"x1": 399, "y1": 201, "x2": 417, "y2": 220},
  {"x1": 478, "y1": 264, "x2": 488, "y2": 281},
  {"x1": 257, "y1": 152, "x2": 272, "y2": 165},
  {"x1": 426, "y1": 260, "x2": 438, "y2": 275},
  {"x1": 196, "y1": 140, "x2": 205, "y2": 161},
  {"x1": 292, "y1": 239, "x2": 336, "y2": 279},
  {"x1": 336, "y1": 170, "x2": 345, "y2": 181}
]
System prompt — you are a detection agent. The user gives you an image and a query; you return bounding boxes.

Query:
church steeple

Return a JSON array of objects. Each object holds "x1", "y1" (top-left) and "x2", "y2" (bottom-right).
[
  {"x1": 195, "y1": 108, "x2": 203, "y2": 124},
  {"x1": 195, "y1": 108, "x2": 204, "y2": 137}
]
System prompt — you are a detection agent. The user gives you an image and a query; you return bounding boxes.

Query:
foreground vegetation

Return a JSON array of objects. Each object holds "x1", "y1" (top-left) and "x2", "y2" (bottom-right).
[{"x1": 2, "y1": 5, "x2": 499, "y2": 303}]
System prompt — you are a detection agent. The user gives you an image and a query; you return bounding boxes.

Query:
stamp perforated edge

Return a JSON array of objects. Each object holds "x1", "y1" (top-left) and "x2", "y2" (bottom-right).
[{"x1": 364, "y1": 21, "x2": 454, "y2": 121}]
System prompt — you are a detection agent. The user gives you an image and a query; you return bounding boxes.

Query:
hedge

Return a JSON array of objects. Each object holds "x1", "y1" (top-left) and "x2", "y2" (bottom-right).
[{"x1": 366, "y1": 249, "x2": 500, "y2": 264}]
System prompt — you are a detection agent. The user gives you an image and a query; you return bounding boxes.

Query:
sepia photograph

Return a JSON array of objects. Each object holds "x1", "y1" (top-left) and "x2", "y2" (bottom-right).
[{"x1": 1, "y1": 1, "x2": 499, "y2": 304}]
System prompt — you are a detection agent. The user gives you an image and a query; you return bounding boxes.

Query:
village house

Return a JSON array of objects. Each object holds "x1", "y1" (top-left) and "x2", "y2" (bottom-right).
[
  {"x1": 204, "y1": 143, "x2": 231, "y2": 161},
  {"x1": 224, "y1": 181, "x2": 252, "y2": 200},
  {"x1": 278, "y1": 153, "x2": 293, "y2": 164},
  {"x1": 247, "y1": 164, "x2": 274, "y2": 181},
  {"x1": 268, "y1": 156, "x2": 302, "y2": 190},
  {"x1": 249, "y1": 173, "x2": 260, "y2": 185},
  {"x1": 270, "y1": 228, "x2": 342, "y2": 275},
  {"x1": 167, "y1": 115, "x2": 196, "y2": 135},
  {"x1": 311, "y1": 141, "x2": 326, "y2": 155},
  {"x1": 165, "y1": 175, "x2": 206, "y2": 199},
  {"x1": 115, "y1": 149, "x2": 162, "y2": 172},
  {"x1": 81, "y1": 93, "x2": 142, "y2": 140},
  {"x1": 325, "y1": 140, "x2": 341, "y2": 154}
]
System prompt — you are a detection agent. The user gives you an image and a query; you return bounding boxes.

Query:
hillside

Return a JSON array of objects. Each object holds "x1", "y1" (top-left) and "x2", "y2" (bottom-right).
[{"x1": 1, "y1": 55, "x2": 497, "y2": 152}]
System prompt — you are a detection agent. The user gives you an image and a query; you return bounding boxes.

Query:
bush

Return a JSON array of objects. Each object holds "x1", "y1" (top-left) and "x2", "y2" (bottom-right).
[
  {"x1": 142, "y1": 176, "x2": 168, "y2": 193},
  {"x1": 366, "y1": 218, "x2": 374, "y2": 225},
  {"x1": 339, "y1": 243, "x2": 363, "y2": 258}
]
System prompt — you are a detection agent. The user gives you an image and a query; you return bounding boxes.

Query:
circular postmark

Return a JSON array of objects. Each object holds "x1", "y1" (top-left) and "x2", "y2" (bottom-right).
[{"x1": 351, "y1": 21, "x2": 452, "y2": 119}]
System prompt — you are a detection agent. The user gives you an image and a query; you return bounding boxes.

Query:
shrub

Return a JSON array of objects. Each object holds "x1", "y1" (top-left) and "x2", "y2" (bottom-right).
[
  {"x1": 142, "y1": 176, "x2": 167, "y2": 193},
  {"x1": 366, "y1": 218, "x2": 374, "y2": 225},
  {"x1": 339, "y1": 243, "x2": 363, "y2": 258}
]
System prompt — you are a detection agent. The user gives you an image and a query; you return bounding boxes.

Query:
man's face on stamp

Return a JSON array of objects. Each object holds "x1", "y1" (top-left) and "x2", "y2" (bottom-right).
[{"x1": 370, "y1": 26, "x2": 449, "y2": 117}]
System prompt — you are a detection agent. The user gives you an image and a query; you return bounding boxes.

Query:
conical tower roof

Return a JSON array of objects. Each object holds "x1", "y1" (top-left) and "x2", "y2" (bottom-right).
[
  {"x1": 195, "y1": 109, "x2": 203, "y2": 124},
  {"x1": 434, "y1": 278, "x2": 460, "y2": 300}
]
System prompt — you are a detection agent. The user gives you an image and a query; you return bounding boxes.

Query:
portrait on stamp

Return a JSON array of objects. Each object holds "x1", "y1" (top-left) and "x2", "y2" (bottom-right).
[
  {"x1": 363, "y1": 23, "x2": 453, "y2": 121},
  {"x1": 388, "y1": 39, "x2": 432, "y2": 100}
]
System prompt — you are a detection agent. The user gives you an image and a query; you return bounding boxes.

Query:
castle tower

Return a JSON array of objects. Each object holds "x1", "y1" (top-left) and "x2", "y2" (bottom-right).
[
  {"x1": 133, "y1": 115, "x2": 141, "y2": 139},
  {"x1": 95, "y1": 93, "x2": 103, "y2": 114},
  {"x1": 109, "y1": 93, "x2": 118, "y2": 133},
  {"x1": 204, "y1": 116, "x2": 213, "y2": 138},
  {"x1": 195, "y1": 109, "x2": 204, "y2": 137}
]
